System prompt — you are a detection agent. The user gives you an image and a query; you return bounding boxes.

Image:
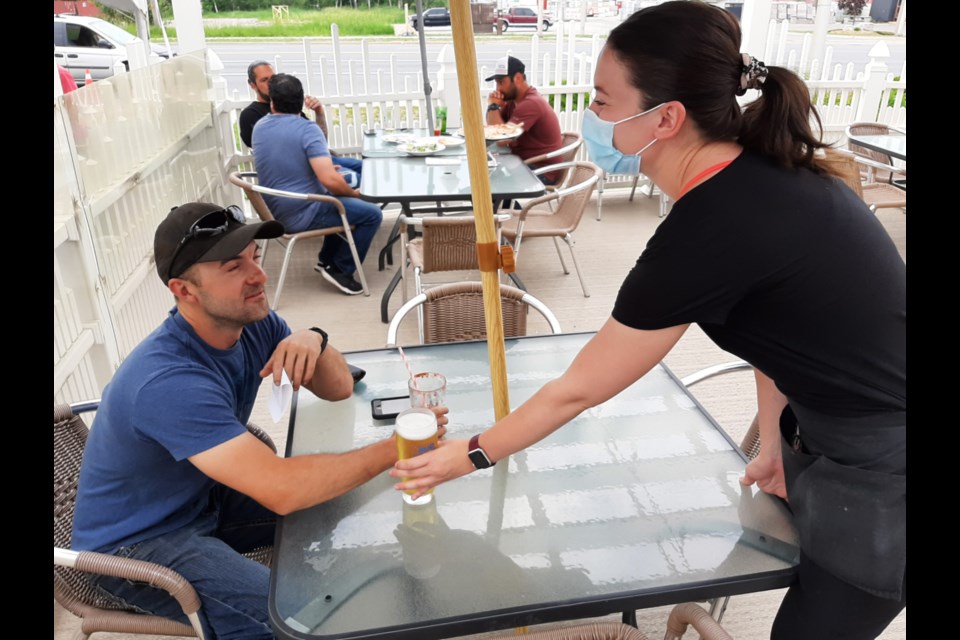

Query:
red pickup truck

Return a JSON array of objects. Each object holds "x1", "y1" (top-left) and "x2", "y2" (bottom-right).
[{"x1": 498, "y1": 6, "x2": 554, "y2": 31}]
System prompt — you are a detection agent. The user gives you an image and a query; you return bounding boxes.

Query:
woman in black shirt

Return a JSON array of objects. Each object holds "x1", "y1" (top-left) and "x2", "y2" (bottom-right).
[{"x1": 393, "y1": 3, "x2": 905, "y2": 637}]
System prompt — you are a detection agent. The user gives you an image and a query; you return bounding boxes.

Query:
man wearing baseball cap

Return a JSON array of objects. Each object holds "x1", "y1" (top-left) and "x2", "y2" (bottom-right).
[
  {"x1": 486, "y1": 55, "x2": 563, "y2": 184},
  {"x1": 71, "y1": 203, "x2": 448, "y2": 639}
]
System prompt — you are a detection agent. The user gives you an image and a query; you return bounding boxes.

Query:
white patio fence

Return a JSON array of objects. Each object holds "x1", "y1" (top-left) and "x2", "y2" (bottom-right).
[{"x1": 53, "y1": 21, "x2": 905, "y2": 404}]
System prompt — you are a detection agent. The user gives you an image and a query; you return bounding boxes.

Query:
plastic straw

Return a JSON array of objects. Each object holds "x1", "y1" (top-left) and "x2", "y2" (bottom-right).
[{"x1": 397, "y1": 345, "x2": 417, "y2": 390}]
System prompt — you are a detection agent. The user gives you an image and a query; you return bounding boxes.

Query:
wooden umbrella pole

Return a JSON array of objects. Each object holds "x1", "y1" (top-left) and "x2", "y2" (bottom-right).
[{"x1": 449, "y1": 0, "x2": 511, "y2": 422}]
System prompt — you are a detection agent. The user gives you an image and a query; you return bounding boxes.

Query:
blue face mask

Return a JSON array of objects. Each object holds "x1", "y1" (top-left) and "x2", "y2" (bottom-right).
[{"x1": 581, "y1": 103, "x2": 664, "y2": 175}]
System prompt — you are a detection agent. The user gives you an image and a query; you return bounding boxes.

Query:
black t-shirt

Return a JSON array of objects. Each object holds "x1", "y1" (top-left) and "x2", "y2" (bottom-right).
[
  {"x1": 238, "y1": 101, "x2": 271, "y2": 149},
  {"x1": 612, "y1": 151, "x2": 905, "y2": 417},
  {"x1": 239, "y1": 102, "x2": 315, "y2": 149}
]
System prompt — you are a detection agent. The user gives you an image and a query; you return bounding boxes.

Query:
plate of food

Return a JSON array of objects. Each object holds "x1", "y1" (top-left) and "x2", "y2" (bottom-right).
[
  {"x1": 483, "y1": 123, "x2": 524, "y2": 141},
  {"x1": 382, "y1": 133, "x2": 418, "y2": 145},
  {"x1": 397, "y1": 141, "x2": 447, "y2": 156},
  {"x1": 436, "y1": 135, "x2": 466, "y2": 147}
]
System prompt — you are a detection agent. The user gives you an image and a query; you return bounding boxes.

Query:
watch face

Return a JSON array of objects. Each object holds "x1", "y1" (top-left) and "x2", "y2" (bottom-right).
[{"x1": 468, "y1": 448, "x2": 492, "y2": 470}]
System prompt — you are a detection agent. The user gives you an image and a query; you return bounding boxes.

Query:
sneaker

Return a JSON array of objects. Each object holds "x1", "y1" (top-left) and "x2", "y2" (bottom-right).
[{"x1": 316, "y1": 263, "x2": 363, "y2": 295}]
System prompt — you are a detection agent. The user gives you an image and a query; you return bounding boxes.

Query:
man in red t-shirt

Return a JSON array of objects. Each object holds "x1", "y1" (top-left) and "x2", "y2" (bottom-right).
[{"x1": 485, "y1": 56, "x2": 563, "y2": 184}]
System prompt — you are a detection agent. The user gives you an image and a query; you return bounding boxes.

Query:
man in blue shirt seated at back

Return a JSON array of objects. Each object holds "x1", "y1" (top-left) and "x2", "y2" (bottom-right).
[
  {"x1": 238, "y1": 59, "x2": 364, "y2": 182},
  {"x1": 252, "y1": 73, "x2": 382, "y2": 295},
  {"x1": 72, "y1": 202, "x2": 447, "y2": 639}
]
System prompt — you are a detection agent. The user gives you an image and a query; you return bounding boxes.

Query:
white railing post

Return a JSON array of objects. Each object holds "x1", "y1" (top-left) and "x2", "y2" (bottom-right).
[
  {"x1": 436, "y1": 44, "x2": 462, "y2": 129},
  {"x1": 856, "y1": 41, "x2": 890, "y2": 123},
  {"x1": 811, "y1": 0, "x2": 832, "y2": 74},
  {"x1": 170, "y1": 0, "x2": 206, "y2": 54},
  {"x1": 741, "y1": 0, "x2": 772, "y2": 62}
]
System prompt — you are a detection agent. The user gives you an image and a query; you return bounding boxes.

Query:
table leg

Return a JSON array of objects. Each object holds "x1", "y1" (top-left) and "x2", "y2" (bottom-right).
[
  {"x1": 378, "y1": 214, "x2": 403, "y2": 272},
  {"x1": 381, "y1": 266, "x2": 404, "y2": 324},
  {"x1": 621, "y1": 609, "x2": 638, "y2": 628}
]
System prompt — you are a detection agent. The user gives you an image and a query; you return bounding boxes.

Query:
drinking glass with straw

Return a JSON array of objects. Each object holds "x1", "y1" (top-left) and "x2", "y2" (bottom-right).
[
  {"x1": 398, "y1": 346, "x2": 447, "y2": 408},
  {"x1": 395, "y1": 346, "x2": 444, "y2": 504}
]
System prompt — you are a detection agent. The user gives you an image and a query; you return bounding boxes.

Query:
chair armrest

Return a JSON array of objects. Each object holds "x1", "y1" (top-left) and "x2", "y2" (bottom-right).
[
  {"x1": 229, "y1": 172, "x2": 347, "y2": 216},
  {"x1": 665, "y1": 602, "x2": 734, "y2": 640},
  {"x1": 400, "y1": 213, "x2": 511, "y2": 230},
  {"x1": 850, "y1": 154, "x2": 901, "y2": 184},
  {"x1": 55, "y1": 547, "x2": 205, "y2": 635},
  {"x1": 523, "y1": 139, "x2": 581, "y2": 166},
  {"x1": 246, "y1": 422, "x2": 277, "y2": 453},
  {"x1": 680, "y1": 361, "x2": 752, "y2": 387}
]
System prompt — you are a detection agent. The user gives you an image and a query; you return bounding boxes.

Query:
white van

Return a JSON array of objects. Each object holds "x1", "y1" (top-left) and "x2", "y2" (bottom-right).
[{"x1": 54, "y1": 15, "x2": 171, "y2": 83}]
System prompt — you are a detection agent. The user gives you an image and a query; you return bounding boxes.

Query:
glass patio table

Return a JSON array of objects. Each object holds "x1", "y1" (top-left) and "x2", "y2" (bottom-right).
[
  {"x1": 359, "y1": 153, "x2": 546, "y2": 322},
  {"x1": 269, "y1": 333, "x2": 799, "y2": 640},
  {"x1": 846, "y1": 133, "x2": 906, "y2": 161}
]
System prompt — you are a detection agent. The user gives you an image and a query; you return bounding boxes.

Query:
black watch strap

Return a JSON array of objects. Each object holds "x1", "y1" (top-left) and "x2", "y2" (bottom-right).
[
  {"x1": 309, "y1": 327, "x2": 328, "y2": 354},
  {"x1": 487, "y1": 103, "x2": 501, "y2": 112},
  {"x1": 468, "y1": 434, "x2": 495, "y2": 469}
]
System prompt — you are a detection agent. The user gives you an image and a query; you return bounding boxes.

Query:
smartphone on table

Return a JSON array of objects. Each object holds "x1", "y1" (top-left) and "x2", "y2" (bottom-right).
[{"x1": 371, "y1": 395, "x2": 411, "y2": 421}]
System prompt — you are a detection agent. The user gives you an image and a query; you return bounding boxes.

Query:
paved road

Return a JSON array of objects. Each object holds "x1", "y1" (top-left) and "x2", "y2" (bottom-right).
[{"x1": 209, "y1": 17, "x2": 905, "y2": 99}]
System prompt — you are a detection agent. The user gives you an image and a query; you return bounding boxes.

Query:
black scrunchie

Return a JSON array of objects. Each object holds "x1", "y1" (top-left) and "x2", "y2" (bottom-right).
[{"x1": 737, "y1": 53, "x2": 769, "y2": 96}]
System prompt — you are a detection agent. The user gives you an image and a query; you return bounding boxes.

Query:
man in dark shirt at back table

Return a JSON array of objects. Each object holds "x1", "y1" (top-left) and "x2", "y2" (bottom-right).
[
  {"x1": 485, "y1": 55, "x2": 563, "y2": 185},
  {"x1": 239, "y1": 60, "x2": 363, "y2": 179}
]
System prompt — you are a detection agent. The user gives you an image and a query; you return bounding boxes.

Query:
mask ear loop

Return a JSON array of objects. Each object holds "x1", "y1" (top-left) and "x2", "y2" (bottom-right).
[{"x1": 632, "y1": 137, "x2": 657, "y2": 157}]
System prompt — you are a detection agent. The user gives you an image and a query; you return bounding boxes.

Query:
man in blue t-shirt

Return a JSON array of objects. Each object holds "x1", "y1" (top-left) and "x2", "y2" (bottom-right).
[
  {"x1": 253, "y1": 73, "x2": 382, "y2": 296},
  {"x1": 72, "y1": 202, "x2": 447, "y2": 640},
  {"x1": 239, "y1": 59, "x2": 364, "y2": 183}
]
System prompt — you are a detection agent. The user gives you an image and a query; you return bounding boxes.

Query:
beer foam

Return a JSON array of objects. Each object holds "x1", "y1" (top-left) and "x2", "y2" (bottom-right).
[{"x1": 395, "y1": 410, "x2": 437, "y2": 440}]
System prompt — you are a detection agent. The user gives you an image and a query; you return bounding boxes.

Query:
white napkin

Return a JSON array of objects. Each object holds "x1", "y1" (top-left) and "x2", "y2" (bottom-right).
[{"x1": 269, "y1": 370, "x2": 293, "y2": 423}]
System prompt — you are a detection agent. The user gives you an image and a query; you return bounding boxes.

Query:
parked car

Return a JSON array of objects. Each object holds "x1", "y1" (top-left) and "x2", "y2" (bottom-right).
[
  {"x1": 410, "y1": 7, "x2": 451, "y2": 30},
  {"x1": 54, "y1": 14, "x2": 172, "y2": 82},
  {"x1": 499, "y1": 7, "x2": 553, "y2": 31}
]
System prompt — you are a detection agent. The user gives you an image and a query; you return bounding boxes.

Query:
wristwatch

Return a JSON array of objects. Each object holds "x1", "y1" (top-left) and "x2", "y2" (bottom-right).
[
  {"x1": 487, "y1": 103, "x2": 501, "y2": 112},
  {"x1": 309, "y1": 327, "x2": 328, "y2": 354},
  {"x1": 467, "y1": 434, "x2": 496, "y2": 469}
]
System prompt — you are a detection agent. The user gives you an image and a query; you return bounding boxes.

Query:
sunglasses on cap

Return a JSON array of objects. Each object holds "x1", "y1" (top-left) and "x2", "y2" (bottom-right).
[{"x1": 167, "y1": 205, "x2": 247, "y2": 281}]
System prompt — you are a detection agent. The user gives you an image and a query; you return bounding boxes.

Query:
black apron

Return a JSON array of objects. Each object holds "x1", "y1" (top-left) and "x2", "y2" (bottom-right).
[{"x1": 779, "y1": 402, "x2": 906, "y2": 600}]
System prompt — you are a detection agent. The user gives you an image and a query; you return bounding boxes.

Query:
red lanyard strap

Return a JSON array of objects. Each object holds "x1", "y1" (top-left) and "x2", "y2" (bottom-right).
[{"x1": 677, "y1": 160, "x2": 733, "y2": 199}]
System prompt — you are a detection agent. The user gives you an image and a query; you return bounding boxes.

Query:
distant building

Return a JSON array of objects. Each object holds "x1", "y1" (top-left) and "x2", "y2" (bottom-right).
[{"x1": 54, "y1": 1, "x2": 101, "y2": 17}]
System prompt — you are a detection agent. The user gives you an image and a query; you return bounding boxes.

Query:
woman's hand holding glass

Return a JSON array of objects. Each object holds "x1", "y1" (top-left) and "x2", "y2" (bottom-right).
[{"x1": 390, "y1": 437, "x2": 476, "y2": 500}]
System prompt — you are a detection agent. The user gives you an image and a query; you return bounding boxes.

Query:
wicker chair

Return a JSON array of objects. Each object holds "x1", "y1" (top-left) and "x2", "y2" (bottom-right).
[
  {"x1": 823, "y1": 148, "x2": 906, "y2": 214},
  {"x1": 386, "y1": 281, "x2": 561, "y2": 347},
  {"x1": 400, "y1": 213, "x2": 512, "y2": 300},
  {"x1": 228, "y1": 170, "x2": 371, "y2": 308},
  {"x1": 664, "y1": 603, "x2": 735, "y2": 640},
  {"x1": 845, "y1": 122, "x2": 906, "y2": 185},
  {"x1": 501, "y1": 161, "x2": 603, "y2": 298},
  {"x1": 491, "y1": 622, "x2": 649, "y2": 640},
  {"x1": 54, "y1": 401, "x2": 276, "y2": 639},
  {"x1": 399, "y1": 213, "x2": 512, "y2": 343}
]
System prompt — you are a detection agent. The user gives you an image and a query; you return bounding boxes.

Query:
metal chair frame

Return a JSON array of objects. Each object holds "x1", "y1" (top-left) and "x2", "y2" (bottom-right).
[
  {"x1": 228, "y1": 171, "x2": 371, "y2": 308},
  {"x1": 386, "y1": 281, "x2": 562, "y2": 347},
  {"x1": 503, "y1": 161, "x2": 602, "y2": 298},
  {"x1": 55, "y1": 401, "x2": 277, "y2": 639}
]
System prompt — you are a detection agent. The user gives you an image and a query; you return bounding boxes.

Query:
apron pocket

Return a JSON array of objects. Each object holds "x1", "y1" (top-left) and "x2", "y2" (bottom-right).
[{"x1": 787, "y1": 451, "x2": 906, "y2": 600}]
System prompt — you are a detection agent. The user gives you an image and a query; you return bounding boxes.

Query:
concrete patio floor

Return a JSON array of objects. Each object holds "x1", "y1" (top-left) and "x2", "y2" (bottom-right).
[{"x1": 54, "y1": 184, "x2": 907, "y2": 640}]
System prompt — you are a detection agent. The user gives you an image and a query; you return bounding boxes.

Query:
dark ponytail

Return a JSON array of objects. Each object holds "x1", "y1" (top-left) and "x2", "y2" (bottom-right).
[
  {"x1": 606, "y1": 1, "x2": 838, "y2": 177},
  {"x1": 739, "y1": 67, "x2": 833, "y2": 174}
]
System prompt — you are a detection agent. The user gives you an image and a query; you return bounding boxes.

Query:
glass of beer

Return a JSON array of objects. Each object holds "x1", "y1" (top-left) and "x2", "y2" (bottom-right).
[
  {"x1": 409, "y1": 372, "x2": 446, "y2": 409},
  {"x1": 395, "y1": 407, "x2": 439, "y2": 505}
]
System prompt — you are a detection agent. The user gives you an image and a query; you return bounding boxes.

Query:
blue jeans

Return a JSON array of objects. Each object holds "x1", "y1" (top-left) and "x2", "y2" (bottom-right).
[
  {"x1": 91, "y1": 486, "x2": 276, "y2": 640},
  {"x1": 309, "y1": 197, "x2": 382, "y2": 276},
  {"x1": 332, "y1": 155, "x2": 363, "y2": 176}
]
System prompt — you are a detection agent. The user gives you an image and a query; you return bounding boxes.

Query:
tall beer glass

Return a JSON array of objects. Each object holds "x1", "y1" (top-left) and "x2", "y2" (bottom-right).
[{"x1": 395, "y1": 407, "x2": 439, "y2": 505}]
